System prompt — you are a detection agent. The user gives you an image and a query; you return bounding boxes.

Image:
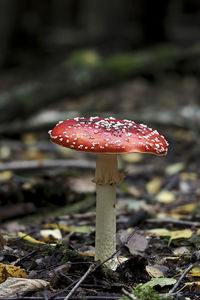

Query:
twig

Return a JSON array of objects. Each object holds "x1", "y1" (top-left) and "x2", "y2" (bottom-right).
[
  {"x1": 0, "y1": 159, "x2": 95, "y2": 172},
  {"x1": 169, "y1": 263, "x2": 194, "y2": 294},
  {"x1": 0, "y1": 296, "x2": 121, "y2": 300},
  {"x1": 121, "y1": 288, "x2": 141, "y2": 300},
  {"x1": 147, "y1": 218, "x2": 200, "y2": 227},
  {"x1": 15, "y1": 250, "x2": 37, "y2": 265},
  {"x1": 64, "y1": 264, "x2": 94, "y2": 300}
]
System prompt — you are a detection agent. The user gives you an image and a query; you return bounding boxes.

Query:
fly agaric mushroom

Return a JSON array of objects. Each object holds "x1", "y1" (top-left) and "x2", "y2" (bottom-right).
[{"x1": 49, "y1": 117, "x2": 168, "y2": 268}]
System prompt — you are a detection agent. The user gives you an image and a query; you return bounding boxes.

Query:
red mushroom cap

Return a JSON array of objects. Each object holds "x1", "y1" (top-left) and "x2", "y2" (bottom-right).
[{"x1": 49, "y1": 117, "x2": 168, "y2": 155}]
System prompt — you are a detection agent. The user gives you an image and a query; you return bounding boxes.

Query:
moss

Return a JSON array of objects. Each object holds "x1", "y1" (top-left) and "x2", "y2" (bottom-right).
[
  {"x1": 68, "y1": 49, "x2": 101, "y2": 68},
  {"x1": 121, "y1": 284, "x2": 172, "y2": 300}
]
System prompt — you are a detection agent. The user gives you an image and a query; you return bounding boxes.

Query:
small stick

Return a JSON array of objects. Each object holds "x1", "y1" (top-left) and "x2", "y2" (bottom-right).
[
  {"x1": 0, "y1": 159, "x2": 95, "y2": 172},
  {"x1": 64, "y1": 264, "x2": 94, "y2": 300},
  {"x1": 122, "y1": 288, "x2": 141, "y2": 300},
  {"x1": 169, "y1": 263, "x2": 194, "y2": 294},
  {"x1": 147, "y1": 218, "x2": 200, "y2": 227}
]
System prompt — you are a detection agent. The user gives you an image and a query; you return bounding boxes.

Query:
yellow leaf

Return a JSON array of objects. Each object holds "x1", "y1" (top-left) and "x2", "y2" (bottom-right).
[
  {"x1": 22, "y1": 133, "x2": 37, "y2": 144},
  {"x1": 166, "y1": 162, "x2": 185, "y2": 175},
  {"x1": 148, "y1": 228, "x2": 171, "y2": 237},
  {"x1": 78, "y1": 252, "x2": 95, "y2": 257},
  {"x1": 171, "y1": 204, "x2": 197, "y2": 214},
  {"x1": 0, "y1": 171, "x2": 13, "y2": 181},
  {"x1": 146, "y1": 177, "x2": 162, "y2": 195},
  {"x1": 181, "y1": 172, "x2": 197, "y2": 181},
  {"x1": 157, "y1": 212, "x2": 181, "y2": 220},
  {"x1": 19, "y1": 232, "x2": 45, "y2": 244},
  {"x1": 170, "y1": 229, "x2": 193, "y2": 240},
  {"x1": 156, "y1": 191, "x2": 175, "y2": 203},
  {"x1": 184, "y1": 281, "x2": 200, "y2": 290},
  {"x1": 149, "y1": 229, "x2": 193, "y2": 240},
  {"x1": 0, "y1": 263, "x2": 27, "y2": 283},
  {"x1": 44, "y1": 224, "x2": 72, "y2": 231},
  {"x1": 187, "y1": 267, "x2": 200, "y2": 277},
  {"x1": 40, "y1": 229, "x2": 62, "y2": 240},
  {"x1": 146, "y1": 266, "x2": 164, "y2": 278},
  {"x1": 22, "y1": 183, "x2": 33, "y2": 190}
]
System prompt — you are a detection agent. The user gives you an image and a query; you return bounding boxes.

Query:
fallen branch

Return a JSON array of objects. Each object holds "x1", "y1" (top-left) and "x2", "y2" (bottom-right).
[
  {"x1": 64, "y1": 265, "x2": 94, "y2": 300},
  {"x1": 169, "y1": 263, "x2": 194, "y2": 294},
  {"x1": 0, "y1": 159, "x2": 95, "y2": 172},
  {"x1": 147, "y1": 218, "x2": 200, "y2": 227}
]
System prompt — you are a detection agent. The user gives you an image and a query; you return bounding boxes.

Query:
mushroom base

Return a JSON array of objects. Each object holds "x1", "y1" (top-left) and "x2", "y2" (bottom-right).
[{"x1": 95, "y1": 183, "x2": 116, "y2": 266}]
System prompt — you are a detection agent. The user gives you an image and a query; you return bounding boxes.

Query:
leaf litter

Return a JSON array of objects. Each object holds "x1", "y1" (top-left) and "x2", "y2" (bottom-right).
[{"x1": 1, "y1": 89, "x2": 200, "y2": 299}]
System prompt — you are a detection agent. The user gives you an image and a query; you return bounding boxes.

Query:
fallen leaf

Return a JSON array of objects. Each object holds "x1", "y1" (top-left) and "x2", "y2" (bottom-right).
[
  {"x1": 72, "y1": 226, "x2": 92, "y2": 234},
  {"x1": 171, "y1": 204, "x2": 197, "y2": 214},
  {"x1": 146, "y1": 265, "x2": 165, "y2": 278},
  {"x1": 187, "y1": 267, "x2": 200, "y2": 277},
  {"x1": 181, "y1": 172, "x2": 197, "y2": 181},
  {"x1": 165, "y1": 162, "x2": 185, "y2": 175},
  {"x1": 148, "y1": 228, "x2": 171, "y2": 237},
  {"x1": 44, "y1": 223, "x2": 72, "y2": 231},
  {"x1": 0, "y1": 233, "x2": 6, "y2": 246},
  {"x1": 120, "y1": 232, "x2": 148, "y2": 255},
  {"x1": 170, "y1": 229, "x2": 193, "y2": 240},
  {"x1": 156, "y1": 191, "x2": 175, "y2": 203},
  {"x1": 143, "y1": 277, "x2": 176, "y2": 288},
  {"x1": 0, "y1": 278, "x2": 49, "y2": 297},
  {"x1": 156, "y1": 212, "x2": 181, "y2": 220},
  {"x1": 19, "y1": 232, "x2": 45, "y2": 244},
  {"x1": 146, "y1": 177, "x2": 162, "y2": 195},
  {"x1": 40, "y1": 229, "x2": 62, "y2": 240},
  {"x1": 173, "y1": 246, "x2": 190, "y2": 256},
  {"x1": 0, "y1": 264, "x2": 27, "y2": 283},
  {"x1": 0, "y1": 171, "x2": 13, "y2": 181},
  {"x1": 184, "y1": 281, "x2": 200, "y2": 290}
]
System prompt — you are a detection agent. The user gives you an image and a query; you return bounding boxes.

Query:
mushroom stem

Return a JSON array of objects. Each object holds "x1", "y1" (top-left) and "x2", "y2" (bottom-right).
[
  {"x1": 93, "y1": 154, "x2": 124, "y2": 267},
  {"x1": 95, "y1": 183, "x2": 116, "y2": 264}
]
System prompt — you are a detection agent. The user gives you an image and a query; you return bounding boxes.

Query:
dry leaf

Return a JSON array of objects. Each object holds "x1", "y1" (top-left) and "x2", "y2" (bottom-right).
[
  {"x1": 156, "y1": 191, "x2": 175, "y2": 203},
  {"x1": 173, "y1": 246, "x2": 190, "y2": 256},
  {"x1": 40, "y1": 229, "x2": 62, "y2": 240},
  {"x1": 184, "y1": 281, "x2": 200, "y2": 290},
  {"x1": 120, "y1": 232, "x2": 148, "y2": 255},
  {"x1": 44, "y1": 223, "x2": 72, "y2": 231},
  {"x1": 0, "y1": 278, "x2": 49, "y2": 297},
  {"x1": 146, "y1": 265, "x2": 165, "y2": 278},
  {"x1": 146, "y1": 177, "x2": 162, "y2": 195},
  {"x1": 0, "y1": 233, "x2": 6, "y2": 246},
  {"x1": 170, "y1": 229, "x2": 193, "y2": 240},
  {"x1": 0, "y1": 264, "x2": 27, "y2": 283},
  {"x1": 19, "y1": 232, "x2": 45, "y2": 244},
  {"x1": 165, "y1": 162, "x2": 185, "y2": 175},
  {"x1": 171, "y1": 204, "x2": 197, "y2": 214},
  {"x1": 148, "y1": 228, "x2": 171, "y2": 237},
  {"x1": 187, "y1": 267, "x2": 200, "y2": 277},
  {"x1": 0, "y1": 171, "x2": 13, "y2": 181}
]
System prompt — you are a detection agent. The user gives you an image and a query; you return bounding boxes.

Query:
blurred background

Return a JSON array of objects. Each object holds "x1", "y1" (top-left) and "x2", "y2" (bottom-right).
[{"x1": 0, "y1": 0, "x2": 200, "y2": 222}]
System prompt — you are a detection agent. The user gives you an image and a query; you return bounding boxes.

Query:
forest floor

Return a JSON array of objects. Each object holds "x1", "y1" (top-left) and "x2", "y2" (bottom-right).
[{"x1": 0, "y1": 71, "x2": 200, "y2": 300}]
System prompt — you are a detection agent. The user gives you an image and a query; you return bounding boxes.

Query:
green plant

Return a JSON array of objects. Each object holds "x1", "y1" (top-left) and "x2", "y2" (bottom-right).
[{"x1": 121, "y1": 284, "x2": 172, "y2": 300}]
